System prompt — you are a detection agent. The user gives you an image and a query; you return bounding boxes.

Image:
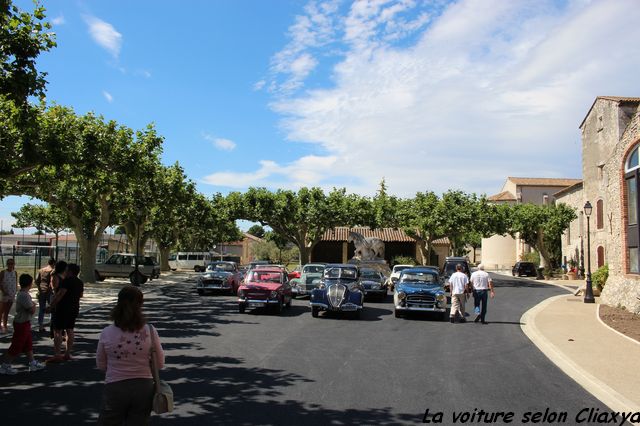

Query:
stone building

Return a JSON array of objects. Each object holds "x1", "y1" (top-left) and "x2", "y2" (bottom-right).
[
  {"x1": 481, "y1": 177, "x2": 581, "y2": 270},
  {"x1": 555, "y1": 96, "x2": 640, "y2": 313}
]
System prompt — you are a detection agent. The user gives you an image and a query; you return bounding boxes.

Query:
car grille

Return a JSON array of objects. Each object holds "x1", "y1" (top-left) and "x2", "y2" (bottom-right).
[
  {"x1": 203, "y1": 278, "x2": 225, "y2": 285},
  {"x1": 407, "y1": 294, "x2": 436, "y2": 305},
  {"x1": 305, "y1": 276, "x2": 316, "y2": 285},
  {"x1": 328, "y1": 284, "x2": 346, "y2": 307},
  {"x1": 246, "y1": 290, "x2": 269, "y2": 299}
]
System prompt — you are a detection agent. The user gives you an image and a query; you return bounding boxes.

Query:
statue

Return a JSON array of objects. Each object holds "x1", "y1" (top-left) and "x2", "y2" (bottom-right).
[{"x1": 348, "y1": 231, "x2": 385, "y2": 261}]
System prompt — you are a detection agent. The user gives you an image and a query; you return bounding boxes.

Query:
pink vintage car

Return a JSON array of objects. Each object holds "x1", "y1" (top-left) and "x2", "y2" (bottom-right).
[{"x1": 237, "y1": 267, "x2": 293, "y2": 314}]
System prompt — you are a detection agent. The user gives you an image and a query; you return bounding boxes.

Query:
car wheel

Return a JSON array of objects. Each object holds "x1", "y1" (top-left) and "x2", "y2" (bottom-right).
[
  {"x1": 285, "y1": 296, "x2": 292, "y2": 308},
  {"x1": 239, "y1": 304, "x2": 246, "y2": 313},
  {"x1": 197, "y1": 289, "x2": 204, "y2": 296},
  {"x1": 94, "y1": 270, "x2": 104, "y2": 282},
  {"x1": 274, "y1": 298, "x2": 283, "y2": 314},
  {"x1": 229, "y1": 285, "x2": 236, "y2": 296},
  {"x1": 440, "y1": 312, "x2": 448, "y2": 321},
  {"x1": 312, "y1": 306, "x2": 319, "y2": 318},
  {"x1": 353, "y1": 310, "x2": 361, "y2": 320},
  {"x1": 394, "y1": 310, "x2": 402, "y2": 318}
]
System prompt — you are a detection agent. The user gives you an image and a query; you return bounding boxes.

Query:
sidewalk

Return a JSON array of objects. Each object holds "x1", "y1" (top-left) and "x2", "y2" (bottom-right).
[
  {"x1": 521, "y1": 281, "x2": 640, "y2": 415},
  {"x1": 0, "y1": 270, "x2": 195, "y2": 339}
]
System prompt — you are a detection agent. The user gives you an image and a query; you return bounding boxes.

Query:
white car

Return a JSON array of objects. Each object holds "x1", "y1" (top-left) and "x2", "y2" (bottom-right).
[{"x1": 387, "y1": 264, "x2": 414, "y2": 291}]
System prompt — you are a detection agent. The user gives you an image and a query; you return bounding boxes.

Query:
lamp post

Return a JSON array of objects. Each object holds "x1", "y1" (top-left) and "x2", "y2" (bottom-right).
[{"x1": 583, "y1": 201, "x2": 595, "y2": 303}]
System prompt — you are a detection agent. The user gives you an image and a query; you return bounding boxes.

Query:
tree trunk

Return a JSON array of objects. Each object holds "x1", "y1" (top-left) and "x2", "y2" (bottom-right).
[
  {"x1": 535, "y1": 232, "x2": 551, "y2": 269},
  {"x1": 299, "y1": 244, "x2": 312, "y2": 265},
  {"x1": 77, "y1": 233, "x2": 100, "y2": 283},
  {"x1": 417, "y1": 240, "x2": 429, "y2": 265},
  {"x1": 159, "y1": 246, "x2": 171, "y2": 271}
]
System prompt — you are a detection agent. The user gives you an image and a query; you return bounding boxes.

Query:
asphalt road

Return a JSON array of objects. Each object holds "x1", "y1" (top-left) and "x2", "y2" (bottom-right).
[{"x1": 0, "y1": 274, "x2": 610, "y2": 425}]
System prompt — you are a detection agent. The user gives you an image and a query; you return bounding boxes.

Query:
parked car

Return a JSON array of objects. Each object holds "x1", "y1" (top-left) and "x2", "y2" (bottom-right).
[
  {"x1": 387, "y1": 264, "x2": 414, "y2": 291},
  {"x1": 288, "y1": 265, "x2": 302, "y2": 280},
  {"x1": 310, "y1": 264, "x2": 364, "y2": 319},
  {"x1": 95, "y1": 253, "x2": 160, "y2": 284},
  {"x1": 394, "y1": 267, "x2": 448, "y2": 320},
  {"x1": 290, "y1": 263, "x2": 325, "y2": 297},
  {"x1": 512, "y1": 261, "x2": 537, "y2": 277},
  {"x1": 168, "y1": 251, "x2": 213, "y2": 272},
  {"x1": 237, "y1": 267, "x2": 292, "y2": 314},
  {"x1": 441, "y1": 256, "x2": 470, "y2": 289},
  {"x1": 196, "y1": 261, "x2": 242, "y2": 295},
  {"x1": 360, "y1": 268, "x2": 387, "y2": 301}
]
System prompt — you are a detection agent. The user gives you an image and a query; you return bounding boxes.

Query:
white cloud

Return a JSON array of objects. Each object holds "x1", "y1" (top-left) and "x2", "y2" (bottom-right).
[
  {"x1": 84, "y1": 15, "x2": 122, "y2": 58},
  {"x1": 211, "y1": 0, "x2": 640, "y2": 197},
  {"x1": 51, "y1": 14, "x2": 65, "y2": 26},
  {"x1": 102, "y1": 90, "x2": 113, "y2": 103},
  {"x1": 203, "y1": 134, "x2": 237, "y2": 151}
]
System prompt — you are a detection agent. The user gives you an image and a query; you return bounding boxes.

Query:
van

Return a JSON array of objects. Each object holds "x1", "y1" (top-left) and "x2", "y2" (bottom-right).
[{"x1": 168, "y1": 252, "x2": 213, "y2": 272}]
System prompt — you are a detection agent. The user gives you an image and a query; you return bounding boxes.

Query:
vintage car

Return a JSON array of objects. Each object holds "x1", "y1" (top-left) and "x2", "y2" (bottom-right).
[
  {"x1": 237, "y1": 267, "x2": 292, "y2": 314},
  {"x1": 310, "y1": 264, "x2": 364, "y2": 319},
  {"x1": 394, "y1": 267, "x2": 448, "y2": 320},
  {"x1": 387, "y1": 264, "x2": 414, "y2": 291},
  {"x1": 359, "y1": 268, "x2": 387, "y2": 301},
  {"x1": 290, "y1": 263, "x2": 325, "y2": 297},
  {"x1": 95, "y1": 253, "x2": 160, "y2": 284},
  {"x1": 196, "y1": 261, "x2": 242, "y2": 295}
]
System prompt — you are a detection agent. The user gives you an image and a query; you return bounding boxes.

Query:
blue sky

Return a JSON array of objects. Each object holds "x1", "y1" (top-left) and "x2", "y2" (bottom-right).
[{"x1": 2, "y1": 0, "x2": 640, "y2": 232}]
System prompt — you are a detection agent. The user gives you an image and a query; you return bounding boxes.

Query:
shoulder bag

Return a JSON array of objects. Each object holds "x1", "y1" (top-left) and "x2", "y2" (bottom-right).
[{"x1": 149, "y1": 324, "x2": 174, "y2": 414}]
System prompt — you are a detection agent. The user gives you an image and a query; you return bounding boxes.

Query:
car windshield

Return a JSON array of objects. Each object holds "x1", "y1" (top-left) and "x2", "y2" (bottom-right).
[
  {"x1": 324, "y1": 267, "x2": 357, "y2": 280},
  {"x1": 248, "y1": 271, "x2": 282, "y2": 283},
  {"x1": 400, "y1": 272, "x2": 438, "y2": 284},
  {"x1": 303, "y1": 265, "x2": 324, "y2": 274},
  {"x1": 208, "y1": 262, "x2": 235, "y2": 272},
  {"x1": 444, "y1": 262, "x2": 469, "y2": 275},
  {"x1": 361, "y1": 270, "x2": 381, "y2": 279},
  {"x1": 393, "y1": 265, "x2": 411, "y2": 273}
]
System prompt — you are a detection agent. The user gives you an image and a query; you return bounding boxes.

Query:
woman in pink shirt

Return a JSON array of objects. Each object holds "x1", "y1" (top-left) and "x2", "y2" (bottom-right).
[{"x1": 97, "y1": 286, "x2": 164, "y2": 425}]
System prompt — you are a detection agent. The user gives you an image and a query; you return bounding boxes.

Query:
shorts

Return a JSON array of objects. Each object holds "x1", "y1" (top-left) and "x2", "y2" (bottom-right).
[
  {"x1": 8, "y1": 321, "x2": 33, "y2": 356},
  {"x1": 1, "y1": 294, "x2": 15, "y2": 303},
  {"x1": 53, "y1": 312, "x2": 78, "y2": 330}
]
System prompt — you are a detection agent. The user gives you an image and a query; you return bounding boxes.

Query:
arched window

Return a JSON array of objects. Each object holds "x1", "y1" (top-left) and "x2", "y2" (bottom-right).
[
  {"x1": 625, "y1": 144, "x2": 640, "y2": 273},
  {"x1": 596, "y1": 199, "x2": 604, "y2": 230},
  {"x1": 597, "y1": 246, "x2": 605, "y2": 269}
]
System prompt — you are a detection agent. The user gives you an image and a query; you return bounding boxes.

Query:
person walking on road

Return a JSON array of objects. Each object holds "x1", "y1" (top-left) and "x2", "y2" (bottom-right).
[
  {"x1": 35, "y1": 258, "x2": 55, "y2": 332},
  {"x1": 0, "y1": 259, "x2": 18, "y2": 333},
  {"x1": 449, "y1": 264, "x2": 469, "y2": 323},
  {"x1": 48, "y1": 263, "x2": 83, "y2": 361},
  {"x1": 0, "y1": 274, "x2": 45, "y2": 375},
  {"x1": 48, "y1": 260, "x2": 67, "y2": 339},
  {"x1": 97, "y1": 286, "x2": 165, "y2": 425},
  {"x1": 470, "y1": 263, "x2": 494, "y2": 324}
]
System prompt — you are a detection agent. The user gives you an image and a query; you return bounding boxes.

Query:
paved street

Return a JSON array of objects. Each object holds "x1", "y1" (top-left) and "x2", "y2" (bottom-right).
[{"x1": 0, "y1": 274, "x2": 609, "y2": 425}]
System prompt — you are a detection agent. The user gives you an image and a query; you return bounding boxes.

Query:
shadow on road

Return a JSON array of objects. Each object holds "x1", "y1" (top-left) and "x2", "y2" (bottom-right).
[{"x1": 1, "y1": 282, "x2": 416, "y2": 425}]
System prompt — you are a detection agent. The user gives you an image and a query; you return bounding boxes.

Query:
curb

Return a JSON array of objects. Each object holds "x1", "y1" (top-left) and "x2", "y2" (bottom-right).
[
  {"x1": 596, "y1": 304, "x2": 640, "y2": 347},
  {"x1": 521, "y1": 294, "x2": 640, "y2": 414}
]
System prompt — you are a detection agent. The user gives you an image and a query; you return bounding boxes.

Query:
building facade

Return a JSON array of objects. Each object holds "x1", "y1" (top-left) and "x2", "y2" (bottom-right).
[{"x1": 556, "y1": 96, "x2": 640, "y2": 313}]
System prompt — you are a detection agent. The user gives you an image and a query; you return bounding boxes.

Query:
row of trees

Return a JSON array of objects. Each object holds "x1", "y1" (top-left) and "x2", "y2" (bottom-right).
[{"x1": 1, "y1": 2, "x2": 576, "y2": 281}]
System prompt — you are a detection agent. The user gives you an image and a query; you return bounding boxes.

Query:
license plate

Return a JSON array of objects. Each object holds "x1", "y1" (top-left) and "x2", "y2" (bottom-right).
[
  {"x1": 249, "y1": 302, "x2": 265, "y2": 307},
  {"x1": 207, "y1": 284, "x2": 221, "y2": 289},
  {"x1": 341, "y1": 305, "x2": 357, "y2": 311}
]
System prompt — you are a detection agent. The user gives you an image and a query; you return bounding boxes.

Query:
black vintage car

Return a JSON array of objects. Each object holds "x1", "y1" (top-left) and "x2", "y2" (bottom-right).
[
  {"x1": 309, "y1": 264, "x2": 364, "y2": 319},
  {"x1": 512, "y1": 261, "x2": 537, "y2": 277}
]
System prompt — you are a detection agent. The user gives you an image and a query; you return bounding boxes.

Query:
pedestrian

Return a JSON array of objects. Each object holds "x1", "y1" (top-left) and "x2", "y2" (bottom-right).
[
  {"x1": 0, "y1": 258, "x2": 18, "y2": 333},
  {"x1": 47, "y1": 263, "x2": 83, "y2": 361},
  {"x1": 35, "y1": 258, "x2": 56, "y2": 332},
  {"x1": 48, "y1": 260, "x2": 67, "y2": 339},
  {"x1": 470, "y1": 263, "x2": 495, "y2": 324},
  {"x1": 449, "y1": 263, "x2": 469, "y2": 323},
  {"x1": 0, "y1": 274, "x2": 46, "y2": 375},
  {"x1": 97, "y1": 286, "x2": 165, "y2": 425}
]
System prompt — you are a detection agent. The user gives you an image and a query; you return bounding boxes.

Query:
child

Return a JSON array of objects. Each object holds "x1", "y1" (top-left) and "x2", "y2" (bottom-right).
[{"x1": 0, "y1": 274, "x2": 45, "y2": 375}]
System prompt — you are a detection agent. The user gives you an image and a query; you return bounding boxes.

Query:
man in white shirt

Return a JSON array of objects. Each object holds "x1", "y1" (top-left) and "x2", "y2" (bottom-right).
[
  {"x1": 448, "y1": 264, "x2": 469, "y2": 323},
  {"x1": 469, "y1": 263, "x2": 495, "y2": 324}
]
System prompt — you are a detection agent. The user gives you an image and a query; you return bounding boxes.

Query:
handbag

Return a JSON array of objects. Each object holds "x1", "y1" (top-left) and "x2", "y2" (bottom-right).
[{"x1": 149, "y1": 324, "x2": 174, "y2": 414}]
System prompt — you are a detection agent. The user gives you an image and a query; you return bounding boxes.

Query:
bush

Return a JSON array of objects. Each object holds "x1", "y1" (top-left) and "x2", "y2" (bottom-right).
[
  {"x1": 521, "y1": 251, "x2": 540, "y2": 265},
  {"x1": 592, "y1": 264, "x2": 609, "y2": 290},
  {"x1": 392, "y1": 256, "x2": 416, "y2": 266}
]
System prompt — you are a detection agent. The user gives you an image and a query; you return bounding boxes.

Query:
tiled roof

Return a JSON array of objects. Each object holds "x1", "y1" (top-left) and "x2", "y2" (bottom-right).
[
  {"x1": 508, "y1": 177, "x2": 582, "y2": 187},
  {"x1": 487, "y1": 190, "x2": 516, "y2": 201},
  {"x1": 580, "y1": 96, "x2": 640, "y2": 129},
  {"x1": 554, "y1": 181, "x2": 583, "y2": 198},
  {"x1": 320, "y1": 227, "x2": 451, "y2": 245}
]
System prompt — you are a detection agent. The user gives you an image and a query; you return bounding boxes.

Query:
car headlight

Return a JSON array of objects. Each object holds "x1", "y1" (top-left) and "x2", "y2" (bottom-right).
[
  {"x1": 270, "y1": 290, "x2": 278, "y2": 298},
  {"x1": 319, "y1": 284, "x2": 326, "y2": 289},
  {"x1": 238, "y1": 289, "x2": 244, "y2": 297},
  {"x1": 397, "y1": 291, "x2": 406, "y2": 300},
  {"x1": 391, "y1": 277, "x2": 398, "y2": 283},
  {"x1": 436, "y1": 293, "x2": 446, "y2": 303}
]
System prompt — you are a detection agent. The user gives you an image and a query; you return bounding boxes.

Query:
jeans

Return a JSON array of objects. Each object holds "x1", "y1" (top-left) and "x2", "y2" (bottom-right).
[
  {"x1": 473, "y1": 289, "x2": 488, "y2": 321},
  {"x1": 37, "y1": 292, "x2": 51, "y2": 326}
]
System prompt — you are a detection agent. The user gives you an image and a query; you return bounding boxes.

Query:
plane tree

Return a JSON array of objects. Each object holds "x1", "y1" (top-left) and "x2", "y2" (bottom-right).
[{"x1": 10, "y1": 202, "x2": 70, "y2": 259}]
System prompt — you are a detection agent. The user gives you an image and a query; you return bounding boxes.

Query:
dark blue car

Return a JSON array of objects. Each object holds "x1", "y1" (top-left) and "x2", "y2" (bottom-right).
[
  {"x1": 310, "y1": 264, "x2": 364, "y2": 319},
  {"x1": 393, "y1": 267, "x2": 448, "y2": 320}
]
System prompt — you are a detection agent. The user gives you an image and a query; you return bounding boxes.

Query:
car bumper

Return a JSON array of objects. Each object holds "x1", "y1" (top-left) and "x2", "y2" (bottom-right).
[
  {"x1": 364, "y1": 289, "x2": 386, "y2": 296},
  {"x1": 198, "y1": 282, "x2": 232, "y2": 290},
  {"x1": 238, "y1": 298, "x2": 280, "y2": 306},
  {"x1": 310, "y1": 302, "x2": 362, "y2": 312},
  {"x1": 395, "y1": 304, "x2": 446, "y2": 312}
]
